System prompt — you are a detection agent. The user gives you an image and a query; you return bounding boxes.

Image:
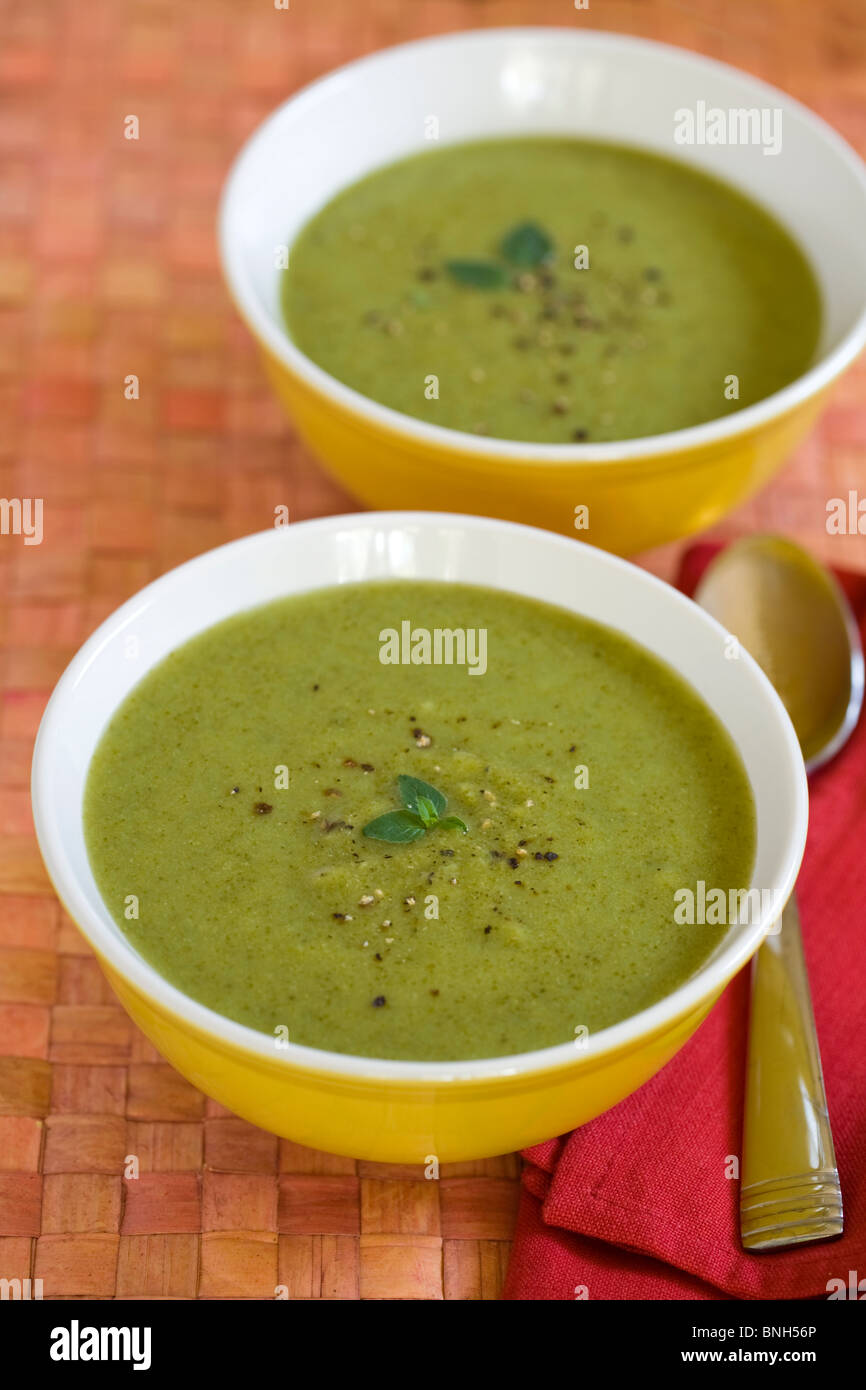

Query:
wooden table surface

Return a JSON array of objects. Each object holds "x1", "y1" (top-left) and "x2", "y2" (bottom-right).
[{"x1": 1, "y1": 0, "x2": 864, "y2": 1300}]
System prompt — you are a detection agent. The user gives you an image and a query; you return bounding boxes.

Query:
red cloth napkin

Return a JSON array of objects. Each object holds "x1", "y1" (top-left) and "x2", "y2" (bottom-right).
[{"x1": 503, "y1": 543, "x2": 866, "y2": 1301}]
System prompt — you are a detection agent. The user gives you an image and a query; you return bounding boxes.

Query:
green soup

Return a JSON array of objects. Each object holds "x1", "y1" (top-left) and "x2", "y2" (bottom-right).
[
  {"x1": 282, "y1": 137, "x2": 821, "y2": 443},
  {"x1": 84, "y1": 581, "x2": 756, "y2": 1061}
]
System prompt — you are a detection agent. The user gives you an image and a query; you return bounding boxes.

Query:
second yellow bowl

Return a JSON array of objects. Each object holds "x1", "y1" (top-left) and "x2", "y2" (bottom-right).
[{"x1": 220, "y1": 28, "x2": 866, "y2": 554}]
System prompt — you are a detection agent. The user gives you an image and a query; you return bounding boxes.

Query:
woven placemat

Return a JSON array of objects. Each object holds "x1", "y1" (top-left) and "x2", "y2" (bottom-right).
[{"x1": 1, "y1": 0, "x2": 865, "y2": 1300}]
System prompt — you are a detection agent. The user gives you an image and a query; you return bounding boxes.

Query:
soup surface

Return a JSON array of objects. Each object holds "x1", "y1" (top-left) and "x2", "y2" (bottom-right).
[
  {"x1": 85, "y1": 581, "x2": 756, "y2": 1061},
  {"x1": 282, "y1": 138, "x2": 821, "y2": 443}
]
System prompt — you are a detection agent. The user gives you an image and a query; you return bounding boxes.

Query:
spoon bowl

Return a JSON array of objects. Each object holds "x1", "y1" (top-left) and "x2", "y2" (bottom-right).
[{"x1": 696, "y1": 535, "x2": 864, "y2": 769}]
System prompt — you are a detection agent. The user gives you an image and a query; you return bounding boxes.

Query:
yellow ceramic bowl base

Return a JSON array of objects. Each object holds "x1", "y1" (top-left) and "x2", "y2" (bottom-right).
[
  {"x1": 264, "y1": 351, "x2": 828, "y2": 556},
  {"x1": 103, "y1": 955, "x2": 721, "y2": 1163}
]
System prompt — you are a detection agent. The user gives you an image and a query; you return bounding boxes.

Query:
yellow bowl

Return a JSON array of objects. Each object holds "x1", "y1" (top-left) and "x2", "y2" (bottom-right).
[
  {"x1": 219, "y1": 28, "x2": 866, "y2": 556},
  {"x1": 31, "y1": 514, "x2": 808, "y2": 1161}
]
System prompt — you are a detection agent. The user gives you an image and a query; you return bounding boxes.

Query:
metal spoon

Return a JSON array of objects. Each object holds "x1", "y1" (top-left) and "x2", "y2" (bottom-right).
[{"x1": 695, "y1": 535, "x2": 864, "y2": 1251}]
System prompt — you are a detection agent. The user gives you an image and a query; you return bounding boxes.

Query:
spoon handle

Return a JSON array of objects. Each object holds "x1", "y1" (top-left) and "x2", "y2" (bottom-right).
[{"x1": 740, "y1": 894, "x2": 842, "y2": 1250}]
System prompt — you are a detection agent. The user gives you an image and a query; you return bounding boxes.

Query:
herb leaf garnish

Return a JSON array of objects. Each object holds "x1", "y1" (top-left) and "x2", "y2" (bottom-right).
[
  {"x1": 398, "y1": 775, "x2": 446, "y2": 820},
  {"x1": 500, "y1": 221, "x2": 554, "y2": 268},
  {"x1": 361, "y1": 810, "x2": 426, "y2": 843},
  {"x1": 363, "y1": 777, "x2": 468, "y2": 843},
  {"x1": 444, "y1": 259, "x2": 508, "y2": 290},
  {"x1": 443, "y1": 224, "x2": 554, "y2": 291}
]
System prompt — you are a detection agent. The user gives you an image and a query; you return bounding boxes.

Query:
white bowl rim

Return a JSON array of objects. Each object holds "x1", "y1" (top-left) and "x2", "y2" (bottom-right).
[
  {"x1": 31, "y1": 511, "x2": 809, "y2": 1085},
  {"x1": 219, "y1": 25, "x2": 866, "y2": 466}
]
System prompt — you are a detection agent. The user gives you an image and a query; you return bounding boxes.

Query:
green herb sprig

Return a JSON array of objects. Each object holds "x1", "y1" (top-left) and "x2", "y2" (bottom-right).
[
  {"x1": 362, "y1": 775, "x2": 468, "y2": 843},
  {"x1": 444, "y1": 221, "x2": 554, "y2": 290},
  {"x1": 444, "y1": 259, "x2": 507, "y2": 289},
  {"x1": 500, "y1": 221, "x2": 554, "y2": 267}
]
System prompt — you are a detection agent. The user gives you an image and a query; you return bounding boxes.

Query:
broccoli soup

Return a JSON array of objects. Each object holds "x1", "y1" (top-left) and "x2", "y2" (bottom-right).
[
  {"x1": 85, "y1": 581, "x2": 755, "y2": 1061},
  {"x1": 282, "y1": 137, "x2": 820, "y2": 443}
]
